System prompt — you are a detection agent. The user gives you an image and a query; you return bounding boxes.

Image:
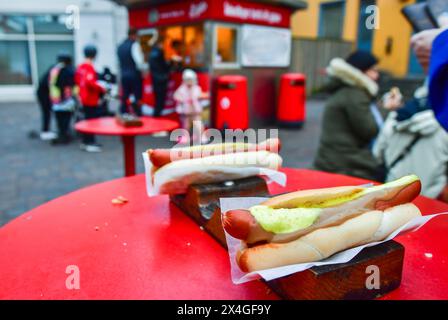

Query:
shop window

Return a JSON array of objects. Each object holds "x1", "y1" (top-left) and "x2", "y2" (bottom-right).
[
  {"x1": 0, "y1": 41, "x2": 32, "y2": 85},
  {"x1": 184, "y1": 25, "x2": 205, "y2": 68},
  {"x1": 214, "y1": 24, "x2": 239, "y2": 68},
  {"x1": 138, "y1": 24, "x2": 205, "y2": 69},
  {"x1": 319, "y1": 1, "x2": 345, "y2": 40},
  {"x1": 163, "y1": 26, "x2": 183, "y2": 61},
  {"x1": 32, "y1": 15, "x2": 73, "y2": 35},
  {"x1": 0, "y1": 15, "x2": 28, "y2": 35}
]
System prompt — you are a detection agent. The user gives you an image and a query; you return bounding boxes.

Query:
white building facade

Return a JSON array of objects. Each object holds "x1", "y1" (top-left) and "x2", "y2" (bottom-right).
[{"x1": 0, "y1": 0, "x2": 128, "y2": 102}]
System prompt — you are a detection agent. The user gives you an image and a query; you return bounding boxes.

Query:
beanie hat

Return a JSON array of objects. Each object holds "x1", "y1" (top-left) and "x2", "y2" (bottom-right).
[
  {"x1": 346, "y1": 51, "x2": 379, "y2": 72},
  {"x1": 57, "y1": 52, "x2": 72, "y2": 64},
  {"x1": 182, "y1": 69, "x2": 197, "y2": 82},
  {"x1": 83, "y1": 45, "x2": 97, "y2": 59}
]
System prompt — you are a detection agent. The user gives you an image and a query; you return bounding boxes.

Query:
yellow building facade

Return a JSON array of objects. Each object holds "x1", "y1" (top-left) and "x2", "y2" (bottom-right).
[{"x1": 291, "y1": 0, "x2": 420, "y2": 77}]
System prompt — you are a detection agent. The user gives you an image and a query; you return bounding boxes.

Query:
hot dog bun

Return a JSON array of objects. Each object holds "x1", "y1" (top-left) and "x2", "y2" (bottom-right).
[
  {"x1": 153, "y1": 151, "x2": 282, "y2": 194},
  {"x1": 237, "y1": 203, "x2": 421, "y2": 272},
  {"x1": 148, "y1": 138, "x2": 281, "y2": 168},
  {"x1": 223, "y1": 175, "x2": 421, "y2": 245}
]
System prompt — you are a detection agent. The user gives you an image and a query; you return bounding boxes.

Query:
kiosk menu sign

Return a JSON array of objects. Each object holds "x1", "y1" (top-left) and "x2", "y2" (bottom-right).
[
  {"x1": 241, "y1": 25, "x2": 291, "y2": 67},
  {"x1": 129, "y1": 0, "x2": 292, "y2": 29}
]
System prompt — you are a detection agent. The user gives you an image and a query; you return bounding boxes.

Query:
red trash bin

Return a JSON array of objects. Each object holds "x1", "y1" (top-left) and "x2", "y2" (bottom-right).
[
  {"x1": 213, "y1": 75, "x2": 249, "y2": 130},
  {"x1": 277, "y1": 73, "x2": 306, "y2": 128}
]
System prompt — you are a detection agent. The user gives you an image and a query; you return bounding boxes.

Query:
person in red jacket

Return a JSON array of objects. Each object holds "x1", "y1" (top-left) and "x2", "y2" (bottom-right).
[{"x1": 75, "y1": 45, "x2": 106, "y2": 152}]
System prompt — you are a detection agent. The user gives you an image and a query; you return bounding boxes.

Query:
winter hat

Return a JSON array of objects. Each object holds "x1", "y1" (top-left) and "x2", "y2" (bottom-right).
[
  {"x1": 182, "y1": 69, "x2": 197, "y2": 82},
  {"x1": 57, "y1": 52, "x2": 72, "y2": 64},
  {"x1": 346, "y1": 50, "x2": 379, "y2": 72},
  {"x1": 83, "y1": 45, "x2": 98, "y2": 58}
]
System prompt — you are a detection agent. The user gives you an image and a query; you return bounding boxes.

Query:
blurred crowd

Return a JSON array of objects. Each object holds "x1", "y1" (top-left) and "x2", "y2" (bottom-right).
[
  {"x1": 313, "y1": 16, "x2": 448, "y2": 202},
  {"x1": 35, "y1": 28, "x2": 207, "y2": 152},
  {"x1": 33, "y1": 16, "x2": 448, "y2": 202}
]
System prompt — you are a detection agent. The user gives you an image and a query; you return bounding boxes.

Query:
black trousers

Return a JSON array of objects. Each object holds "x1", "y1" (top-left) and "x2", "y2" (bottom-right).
[
  {"x1": 83, "y1": 106, "x2": 100, "y2": 145},
  {"x1": 120, "y1": 72, "x2": 142, "y2": 115},
  {"x1": 55, "y1": 111, "x2": 72, "y2": 139},
  {"x1": 38, "y1": 96, "x2": 52, "y2": 132},
  {"x1": 152, "y1": 79, "x2": 168, "y2": 118}
]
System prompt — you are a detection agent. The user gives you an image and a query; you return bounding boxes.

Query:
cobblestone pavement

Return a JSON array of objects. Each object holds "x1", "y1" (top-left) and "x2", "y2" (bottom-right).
[{"x1": 0, "y1": 99, "x2": 324, "y2": 226}]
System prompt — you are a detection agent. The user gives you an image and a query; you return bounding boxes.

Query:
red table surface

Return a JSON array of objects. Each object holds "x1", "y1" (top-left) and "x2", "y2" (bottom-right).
[
  {"x1": 74, "y1": 116, "x2": 179, "y2": 136},
  {"x1": 1, "y1": 168, "x2": 448, "y2": 300}
]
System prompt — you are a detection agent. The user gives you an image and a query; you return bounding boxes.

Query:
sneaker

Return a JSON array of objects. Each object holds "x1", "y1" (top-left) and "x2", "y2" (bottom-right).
[
  {"x1": 40, "y1": 131, "x2": 57, "y2": 141},
  {"x1": 152, "y1": 131, "x2": 169, "y2": 137},
  {"x1": 80, "y1": 143, "x2": 102, "y2": 153}
]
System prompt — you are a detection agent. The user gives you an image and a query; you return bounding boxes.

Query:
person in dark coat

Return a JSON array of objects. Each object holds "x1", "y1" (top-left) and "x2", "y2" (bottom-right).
[
  {"x1": 36, "y1": 64, "x2": 56, "y2": 141},
  {"x1": 148, "y1": 36, "x2": 173, "y2": 117},
  {"x1": 117, "y1": 28, "x2": 147, "y2": 115},
  {"x1": 313, "y1": 51, "x2": 385, "y2": 181},
  {"x1": 49, "y1": 54, "x2": 76, "y2": 145}
]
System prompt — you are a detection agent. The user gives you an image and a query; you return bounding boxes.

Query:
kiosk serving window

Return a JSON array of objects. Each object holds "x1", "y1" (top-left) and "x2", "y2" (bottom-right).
[
  {"x1": 139, "y1": 24, "x2": 205, "y2": 69},
  {"x1": 213, "y1": 24, "x2": 240, "y2": 69}
]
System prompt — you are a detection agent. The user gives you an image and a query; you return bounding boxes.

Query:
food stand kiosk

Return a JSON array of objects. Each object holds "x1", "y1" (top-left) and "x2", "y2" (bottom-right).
[{"x1": 117, "y1": 0, "x2": 306, "y2": 126}]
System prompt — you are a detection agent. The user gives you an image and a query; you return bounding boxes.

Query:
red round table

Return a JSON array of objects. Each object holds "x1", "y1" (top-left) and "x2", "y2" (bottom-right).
[
  {"x1": 1, "y1": 168, "x2": 448, "y2": 300},
  {"x1": 75, "y1": 117, "x2": 179, "y2": 177}
]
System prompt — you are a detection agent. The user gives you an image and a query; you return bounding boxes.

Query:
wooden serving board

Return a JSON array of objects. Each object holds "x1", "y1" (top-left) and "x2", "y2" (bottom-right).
[
  {"x1": 267, "y1": 240, "x2": 404, "y2": 300},
  {"x1": 170, "y1": 179, "x2": 404, "y2": 300},
  {"x1": 115, "y1": 114, "x2": 143, "y2": 127},
  {"x1": 170, "y1": 176, "x2": 269, "y2": 247}
]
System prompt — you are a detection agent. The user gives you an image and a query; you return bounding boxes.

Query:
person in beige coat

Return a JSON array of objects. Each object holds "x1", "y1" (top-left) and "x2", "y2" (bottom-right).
[{"x1": 373, "y1": 84, "x2": 448, "y2": 198}]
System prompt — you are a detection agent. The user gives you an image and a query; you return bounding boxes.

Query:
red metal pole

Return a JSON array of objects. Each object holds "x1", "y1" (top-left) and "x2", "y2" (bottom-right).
[{"x1": 122, "y1": 135, "x2": 136, "y2": 177}]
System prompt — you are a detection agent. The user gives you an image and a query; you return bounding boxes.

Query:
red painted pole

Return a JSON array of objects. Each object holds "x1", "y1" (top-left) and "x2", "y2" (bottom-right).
[{"x1": 122, "y1": 135, "x2": 136, "y2": 177}]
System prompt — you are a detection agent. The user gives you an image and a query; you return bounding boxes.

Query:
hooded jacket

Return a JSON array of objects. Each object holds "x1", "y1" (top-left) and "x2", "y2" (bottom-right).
[
  {"x1": 373, "y1": 105, "x2": 448, "y2": 198},
  {"x1": 75, "y1": 61, "x2": 105, "y2": 107},
  {"x1": 313, "y1": 58, "x2": 382, "y2": 181}
]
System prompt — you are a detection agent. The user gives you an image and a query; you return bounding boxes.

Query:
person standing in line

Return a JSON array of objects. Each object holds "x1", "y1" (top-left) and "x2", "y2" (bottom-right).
[
  {"x1": 49, "y1": 53, "x2": 76, "y2": 145},
  {"x1": 75, "y1": 45, "x2": 106, "y2": 153},
  {"x1": 36, "y1": 62, "x2": 57, "y2": 141},
  {"x1": 313, "y1": 51, "x2": 385, "y2": 181},
  {"x1": 117, "y1": 28, "x2": 147, "y2": 116},
  {"x1": 149, "y1": 36, "x2": 180, "y2": 117}
]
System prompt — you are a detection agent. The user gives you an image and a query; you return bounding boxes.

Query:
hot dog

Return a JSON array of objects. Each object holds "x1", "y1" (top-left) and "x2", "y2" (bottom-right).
[
  {"x1": 221, "y1": 175, "x2": 423, "y2": 272},
  {"x1": 223, "y1": 175, "x2": 421, "y2": 245},
  {"x1": 148, "y1": 138, "x2": 281, "y2": 168},
  {"x1": 146, "y1": 149, "x2": 283, "y2": 195}
]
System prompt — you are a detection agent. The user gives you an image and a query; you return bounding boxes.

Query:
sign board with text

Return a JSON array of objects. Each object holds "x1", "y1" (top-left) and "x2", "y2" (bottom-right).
[
  {"x1": 241, "y1": 25, "x2": 291, "y2": 67},
  {"x1": 129, "y1": 0, "x2": 292, "y2": 29}
]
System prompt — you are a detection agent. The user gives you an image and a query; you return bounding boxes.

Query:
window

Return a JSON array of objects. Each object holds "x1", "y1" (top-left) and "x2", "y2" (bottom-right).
[
  {"x1": 138, "y1": 24, "x2": 205, "y2": 69},
  {"x1": 0, "y1": 14, "x2": 74, "y2": 86},
  {"x1": 32, "y1": 15, "x2": 73, "y2": 35},
  {"x1": 319, "y1": 1, "x2": 345, "y2": 40},
  {"x1": 184, "y1": 25, "x2": 205, "y2": 68},
  {"x1": 0, "y1": 15, "x2": 27, "y2": 35},
  {"x1": 0, "y1": 41, "x2": 32, "y2": 85},
  {"x1": 213, "y1": 24, "x2": 239, "y2": 68},
  {"x1": 35, "y1": 41, "x2": 74, "y2": 80}
]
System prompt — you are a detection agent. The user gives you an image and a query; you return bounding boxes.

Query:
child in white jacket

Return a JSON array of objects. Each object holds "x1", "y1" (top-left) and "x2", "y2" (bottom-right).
[{"x1": 174, "y1": 69, "x2": 208, "y2": 144}]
